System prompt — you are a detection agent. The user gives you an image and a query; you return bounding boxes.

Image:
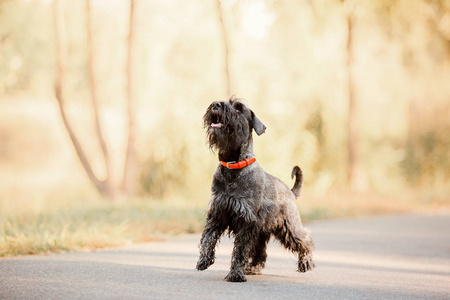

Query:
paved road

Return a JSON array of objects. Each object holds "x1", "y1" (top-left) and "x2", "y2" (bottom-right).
[{"x1": 1, "y1": 214, "x2": 449, "y2": 299}]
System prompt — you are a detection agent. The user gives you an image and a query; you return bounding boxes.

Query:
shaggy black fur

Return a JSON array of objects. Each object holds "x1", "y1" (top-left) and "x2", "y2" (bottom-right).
[{"x1": 196, "y1": 96, "x2": 315, "y2": 282}]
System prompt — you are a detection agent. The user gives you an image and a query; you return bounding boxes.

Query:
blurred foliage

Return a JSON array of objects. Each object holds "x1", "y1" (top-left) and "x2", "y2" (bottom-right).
[
  {"x1": 0, "y1": 0, "x2": 449, "y2": 204},
  {"x1": 401, "y1": 105, "x2": 450, "y2": 186}
]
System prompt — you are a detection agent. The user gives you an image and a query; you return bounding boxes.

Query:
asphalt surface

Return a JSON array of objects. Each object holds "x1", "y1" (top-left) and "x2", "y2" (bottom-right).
[{"x1": 1, "y1": 214, "x2": 449, "y2": 299}]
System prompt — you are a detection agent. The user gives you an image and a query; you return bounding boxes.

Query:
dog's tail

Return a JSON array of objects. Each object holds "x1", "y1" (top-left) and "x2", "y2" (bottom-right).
[{"x1": 291, "y1": 166, "x2": 303, "y2": 198}]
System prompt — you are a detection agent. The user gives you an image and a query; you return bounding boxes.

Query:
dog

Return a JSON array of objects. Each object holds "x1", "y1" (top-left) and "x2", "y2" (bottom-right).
[{"x1": 196, "y1": 96, "x2": 315, "y2": 282}]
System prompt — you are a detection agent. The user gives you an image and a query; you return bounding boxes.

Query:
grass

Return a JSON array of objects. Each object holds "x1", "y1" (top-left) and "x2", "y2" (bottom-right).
[
  {"x1": 0, "y1": 199, "x2": 206, "y2": 257},
  {"x1": 1, "y1": 189, "x2": 448, "y2": 257},
  {"x1": 300, "y1": 189, "x2": 450, "y2": 221}
]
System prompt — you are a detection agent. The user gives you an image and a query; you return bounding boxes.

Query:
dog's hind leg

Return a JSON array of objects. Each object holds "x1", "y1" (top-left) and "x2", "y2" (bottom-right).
[
  {"x1": 295, "y1": 227, "x2": 315, "y2": 273},
  {"x1": 244, "y1": 232, "x2": 270, "y2": 275},
  {"x1": 276, "y1": 222, "x2": 315, "y2": 272},
  {"x1": 274, "y1": 203, "x2": 315, "y2": 273}
]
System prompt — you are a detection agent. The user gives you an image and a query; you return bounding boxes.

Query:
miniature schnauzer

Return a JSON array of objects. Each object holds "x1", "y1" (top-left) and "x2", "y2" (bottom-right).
[{"x1": 196, "y1": 96, "x2": 315, "y2": 282}]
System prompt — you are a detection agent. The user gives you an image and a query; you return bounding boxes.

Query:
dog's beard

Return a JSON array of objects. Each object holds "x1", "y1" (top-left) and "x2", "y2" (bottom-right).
[{"x1": 204, "y1": 111, "x2": 250, "y2": 155}]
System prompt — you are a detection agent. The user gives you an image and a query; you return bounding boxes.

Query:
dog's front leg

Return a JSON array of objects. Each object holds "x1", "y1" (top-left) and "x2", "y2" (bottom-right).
[
  {"x1": 196, "y1": 218, "x2": 224, "y2": 271},
  {"x1": 225, "y1": 231, "x2": 255, "y2": 282}
]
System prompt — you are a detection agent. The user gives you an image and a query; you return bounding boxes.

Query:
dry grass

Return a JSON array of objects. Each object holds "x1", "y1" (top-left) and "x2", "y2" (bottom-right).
[
  {"x1": 299, "y1": 189, "x2": 450, "y2": 222},
  {"x1": 0, "y1": 198, "x2": 206, "y2": 257},
  {"x1": 2, "y1": 189, "x2": 448, "y2": 257}
]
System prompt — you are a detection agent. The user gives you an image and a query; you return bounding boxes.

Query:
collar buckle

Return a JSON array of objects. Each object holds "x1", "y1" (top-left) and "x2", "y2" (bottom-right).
[{"x1": 226, "y1": 161, "x2": 236, "y2": 169}]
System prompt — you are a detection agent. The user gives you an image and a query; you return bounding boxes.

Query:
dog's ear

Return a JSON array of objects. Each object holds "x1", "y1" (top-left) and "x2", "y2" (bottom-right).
[{"x1": 251, "y1": 111, "x2": 266, "y2": 136}]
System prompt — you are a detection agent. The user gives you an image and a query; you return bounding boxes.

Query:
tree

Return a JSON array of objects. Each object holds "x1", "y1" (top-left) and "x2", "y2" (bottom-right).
[
  {"x1": 123, "y1": 0, "x2": 137, "y2": 196},
  {"x1": 53, "y1": 0, "x2": 138, "y2": 199},
  {"x1": 342, "y1": 0, "x2": 368, "y2": 192},
  {"x1": 216, "y1": 0, "x2": 232, "y2": 97},
  {"x1": 85, "y1": 0, "x2": 114, "y2": 197}
]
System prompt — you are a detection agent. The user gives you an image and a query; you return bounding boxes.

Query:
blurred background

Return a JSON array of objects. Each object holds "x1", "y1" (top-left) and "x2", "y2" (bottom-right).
[{"x1": 0, "y1": 0, "x2": 449, "y2": 254}]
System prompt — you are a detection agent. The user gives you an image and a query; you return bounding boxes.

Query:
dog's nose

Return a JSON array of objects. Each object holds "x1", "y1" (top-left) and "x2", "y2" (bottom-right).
[{"x1": 212, "y1": 102, "x2": 222, "y2": 111}]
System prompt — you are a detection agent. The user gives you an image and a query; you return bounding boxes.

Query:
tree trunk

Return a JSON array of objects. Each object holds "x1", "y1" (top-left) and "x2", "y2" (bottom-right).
[
  {"x1": 53, "y1": 0, "x2": 113, "y2": 198},
  {"x1": 216, "y1": 0, "x2": 231, "y2": 97},
  {"x1": 122, "y1": 0, "x2": 138, "y2": 197},
  {"x1": 85, "y1": 0, "x2": 113, "y2": 192},
  {"x1": 345, "y1": 13, "x2": 367, "y2": 192}
]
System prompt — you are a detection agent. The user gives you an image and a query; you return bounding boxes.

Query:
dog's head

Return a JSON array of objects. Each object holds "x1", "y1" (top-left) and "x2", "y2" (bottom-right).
[{"x1": 203, "y1": 97, "x2": 266, "y2": 157}]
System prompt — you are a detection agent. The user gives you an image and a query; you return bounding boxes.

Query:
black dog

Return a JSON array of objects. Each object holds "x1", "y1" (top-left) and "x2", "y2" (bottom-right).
[{"x1": 196, "y1": 96, "x2": 315, "y2": 282}]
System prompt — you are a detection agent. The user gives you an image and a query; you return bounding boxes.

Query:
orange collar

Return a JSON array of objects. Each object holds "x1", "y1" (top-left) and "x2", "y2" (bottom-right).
[{"x1": 220, "y1": 157, "x2": 256, "y2": 169}]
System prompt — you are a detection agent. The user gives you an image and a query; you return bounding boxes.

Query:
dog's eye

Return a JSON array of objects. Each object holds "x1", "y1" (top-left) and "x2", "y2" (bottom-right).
[{"x1": 234, "y1": 102, "x2": 244, "y2": 112}]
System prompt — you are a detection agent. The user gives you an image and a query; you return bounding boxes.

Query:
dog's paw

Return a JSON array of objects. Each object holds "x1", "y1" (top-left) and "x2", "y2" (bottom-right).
[
  {"x1": 244, "y1": 266, "x2": 262, "y2": 275},
  {"x1": 225, "y1": 271, "x2": 247, "y2": 282},
  {"x1": 196, "y1": 257, "x2": 214, "y2": 271},
  {"x1": 297, "y1": 255, "x2": 315, "y2": 273}
]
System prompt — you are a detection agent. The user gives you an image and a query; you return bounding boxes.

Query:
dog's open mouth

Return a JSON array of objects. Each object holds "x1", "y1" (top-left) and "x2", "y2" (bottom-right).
[{"x1": 210, "y1": 113, "x2": 223, "y2": 128}]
